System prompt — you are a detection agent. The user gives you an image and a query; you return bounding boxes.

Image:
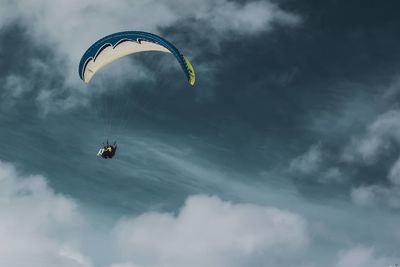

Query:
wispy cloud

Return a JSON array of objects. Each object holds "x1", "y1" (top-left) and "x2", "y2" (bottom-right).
[
  {"x1": 0, "y1": 0, "x2": 300, "y2": 113},
  {"x1": 341, "y1": 110, "x2": 400, "y2": 164},
  {"x1": 289, "y1": 96, "x2": 400, "y2": 208},
  {"x1": 1, "y1": 0, "x2": 300, "y2": 55},
  {"x1": 351, "y1": 185, "x2": 400, "y2": 209},
  {"x1": 388, "y1": 157, "x2": 400, "y2": 185},
  {"x1": 337, "y1": 109, "x2": 400, "y2": 209},
  {"x1": 289, "y1": 144, "x2": 324, "y2": 175},
  {"x1": 288, "y1": 144, "x2": 345, "y2": 184},
  {"x1": 0, "y1": 74, "x2": 30, "y2": 110},
  {"x1": 335, "y1": 247, "x2": 397, "y2": 267}
]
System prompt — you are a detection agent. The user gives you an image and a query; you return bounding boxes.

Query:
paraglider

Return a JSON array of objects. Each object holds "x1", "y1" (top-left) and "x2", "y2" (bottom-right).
[
  {"x1": 97, "y1": 140, "x2": 117, "y2": 159},
  {"x1": 78, "y1": 31, "x2": 195, "y2": 85},
  {"x1": 79, "y1": 31, "x2": 196, "y2": 159}
]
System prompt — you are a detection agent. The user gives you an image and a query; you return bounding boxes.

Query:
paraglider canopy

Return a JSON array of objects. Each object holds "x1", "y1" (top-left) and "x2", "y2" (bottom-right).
[{"x1": 78, "y1": 31, "x2": 195, "y2": 85}]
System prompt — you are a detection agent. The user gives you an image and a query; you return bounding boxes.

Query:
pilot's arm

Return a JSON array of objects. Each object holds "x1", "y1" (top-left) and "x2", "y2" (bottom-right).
[{"x1": 97, "y1": 148, "x2": 104, "y2": 156}]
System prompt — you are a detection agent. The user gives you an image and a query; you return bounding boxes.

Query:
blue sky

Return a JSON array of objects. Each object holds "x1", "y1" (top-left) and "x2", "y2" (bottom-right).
[{"x1": 0, "y1": 0, "x2": 400, "y2": 266}]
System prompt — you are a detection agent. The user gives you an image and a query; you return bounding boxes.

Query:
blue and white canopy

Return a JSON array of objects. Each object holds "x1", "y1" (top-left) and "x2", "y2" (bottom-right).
[{"x1": 78, "y1": 31, "x2": 195, "y2": 85}]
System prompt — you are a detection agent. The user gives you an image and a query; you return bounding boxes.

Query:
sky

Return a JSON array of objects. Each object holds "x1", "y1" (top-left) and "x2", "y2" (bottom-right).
[{"x1": 0, "y1": 0, "x2": 400, "y2": 266}]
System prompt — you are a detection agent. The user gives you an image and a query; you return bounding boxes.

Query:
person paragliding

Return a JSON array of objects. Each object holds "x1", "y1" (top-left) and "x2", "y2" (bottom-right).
[
  {"x1": 79, "y1": 31, "x2": 196, "y2": 159},
  {"x1": 97, "y1": 140, "x2": 117, "y2": 159}
]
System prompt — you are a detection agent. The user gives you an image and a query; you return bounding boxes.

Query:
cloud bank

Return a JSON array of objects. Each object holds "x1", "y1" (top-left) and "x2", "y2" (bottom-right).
[
  {"x1": 0, "y1": 160, "x2": 311, "y2": 267},
  {"x1": 112, "y1": 195, "x2": 309, "y2": 267},
  {"x1": 0, "y1": 161, "x2": 90, "y2": 267}
]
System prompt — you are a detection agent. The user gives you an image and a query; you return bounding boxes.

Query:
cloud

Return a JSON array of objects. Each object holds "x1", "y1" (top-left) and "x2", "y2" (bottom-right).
[
  {"x1": 339, "y1": 109, "x2": 400, "y2": 209},
  {"x1": 289, "y1": 144, "x2": 324, "y2": 175},
  {"x1": 1, "y1": 159, "x2": 398, "y2": 267},
  {"x1": 321, "y1": 167, "x2": 344, "y2": 183},
  {"x1": 0, "y1": 159, "x2": 312, "y2": 267},
  {"x1": 351, "y1": 185, "x2": 400, "y2": 209},
  {"x1": 0, "y1": 161, "x2": 91, "y2": 267},
  {"x1": 351, "y1": 186, "x2": 377, "y2": 207},
  {"x1": 111, "y1": 195, "x2": 309, "y2": 267},
  {"x1": 288, "y1": 144, "x2": 345, "y2": 184},
  {"x1": 0, "y1": 74, "x2": 30, "y2": 110},
  {"x1": 335, "y1": 247, "x2": 395, "y2": 267},
  {"x1": 0, "y1": 26, "x2": 89, "y2": 116},
  {"x1": 1, "y1": 0, "x2": 300, "y2": 56},
  {"x1": 341, "y1": 110, "x2": 400, "y2": 164},
  {"x1": 0, "y1": 0, "x2": 300, "y2": 113},
  {"x1": 388, "y1": 157, "x2": 400, "y2": 185}
]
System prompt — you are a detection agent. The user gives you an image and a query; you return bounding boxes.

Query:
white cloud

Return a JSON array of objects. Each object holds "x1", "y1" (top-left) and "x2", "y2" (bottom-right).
[
  {"x1": 1, "y1": 0, "x2": 300, "y2": 58},
  {"x1": 111, "y1": 195, "x2": 309, "y2": 267},
  {"x1": 288, "y1": 144, "x2": 345, "y2": 184},
  {"x1": 340, "y1": 109, "x2": 400, "y2": 209},
  {"x1": 0, "y1": 74, "x2": 30, "y2": 111},
  {"x1": 338, "y1": 109, "x2": 400, "y2": 209},
  {"x1": 0, "y1": 159, "x2": 312, "y2": 267},
  {"x1": 2, "y1": 159, "x2": 399, "y2": 267},
  {"x1": 0, "y1": 0, "x2": 300, "y2": 113},
  {"x1": 335, "y1": 247, "x2": 395, "y2": 267},
  {"x1": 351, "y1": 186, "x2": 377, "y2": 207},
  {"x1": 351, "y1": 185, "x2": 400, "y2": 209},
  {"x1": 2, "y1": 0, "x2": 300, "y2": 67},
  {"x1": 289, "y1": 144, "x2": 324, "y2": 175},
  {"x1": 342, "y1": 110, "x2": 400, "y2": 164},
  {"x1": 0, "y1": 161, "x2": 91, "y2": 267},
  {"x1": 109, "y1": 264, "x2": 142, "y2": 267},
  {"x1": 321, "y1": 167, "x2": 344, "y2": 183},
  {"x1": 389, "y1": 157, "x2": 400, "y2": 186}
]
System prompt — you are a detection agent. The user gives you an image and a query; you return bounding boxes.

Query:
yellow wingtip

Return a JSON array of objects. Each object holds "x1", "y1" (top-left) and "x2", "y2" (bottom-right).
[{"x1": 183, "y1": 55, "x2": 196, "y2": 86}]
